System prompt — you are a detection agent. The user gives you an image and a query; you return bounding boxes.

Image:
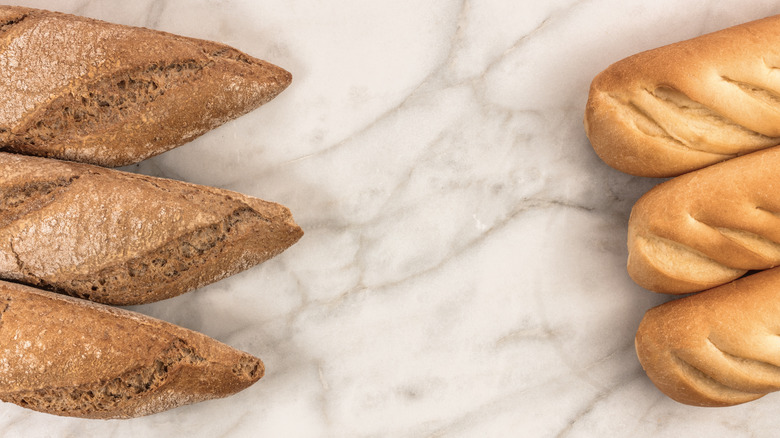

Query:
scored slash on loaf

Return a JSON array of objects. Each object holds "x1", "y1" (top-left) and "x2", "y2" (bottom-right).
[
  {"x1": 584, "y1": 13, "x2": 780, "y2": 409},
  {"x1": 635, "y1": 267, "x2": 780, "y2": 407},
  {"x1": 0, "y1": 4, "x2": 298, "y2": 421},
  {"x1": 0, "y1": 280, "x2": 264, "y2": 419},
  {"x1": 0, "y1": 5, "x2": 291, "y2": 167},
  {"x1": 0, "y1": 152, "x2": 303, "y2": 306},
  {"x1": 627, "y1": 147, "x2": 780, "y2": 295},
  {"x1": 584, "y1": 14, "x2": 780, "y2": 177}
]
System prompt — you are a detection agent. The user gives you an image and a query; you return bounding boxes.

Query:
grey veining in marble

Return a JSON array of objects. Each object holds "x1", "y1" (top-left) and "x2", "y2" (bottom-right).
[{"x1": 3, "y1": 0, "x2": 780, "y2": 437}]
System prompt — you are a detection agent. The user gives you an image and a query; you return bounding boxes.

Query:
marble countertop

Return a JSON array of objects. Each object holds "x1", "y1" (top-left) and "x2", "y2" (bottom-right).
[{"x1": 3, "y1": 0, "x2": 780, "y2": 436}]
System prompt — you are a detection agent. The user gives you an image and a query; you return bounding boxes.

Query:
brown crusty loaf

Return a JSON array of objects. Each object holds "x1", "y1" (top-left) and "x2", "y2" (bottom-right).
[
  {"x1": 634, "y1": 267, "x2": 780, "y2": 407},
  {"x1": 627, "y1": 146, "x2": 780, "y2": 295},
  {"x1": 584, "y1": 15, "x2": 780, "y2": 177},
  {"x1": 0, "y1": 152, "x2": 303, "y2": 305},
  {"x1": 0, "y1": 280, "x2": 263, "y2": 419},
  {"x1": 0, "y1": 6, "x2": 291, "y2": 167}
]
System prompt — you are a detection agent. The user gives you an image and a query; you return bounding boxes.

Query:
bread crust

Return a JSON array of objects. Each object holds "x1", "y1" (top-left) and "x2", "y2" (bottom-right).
[
  {"x1": 0, "y1": 6, "x2": 291, "y2": 167},
  {"x1": 0, "y1": 280, "x2": 263, "y2": 419},
  {"x1": 0, "y1": 152, "x2": 303, "y2": 305},
  {"x1": 627, "y1": 146, "x2": 780, "y2": 294},
  {"x1": 585, "y1": 15, "x2": 780, "y2": 177},
  {"x1": 633, "y1": 267, "x2": 780, "y2": 407}
]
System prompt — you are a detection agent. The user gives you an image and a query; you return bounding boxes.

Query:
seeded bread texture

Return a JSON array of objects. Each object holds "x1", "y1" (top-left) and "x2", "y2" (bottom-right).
[
  {"x1": 0, "y1": 153, "x2": 303, "y2": 305},
  {"x1": 0, "y1": 280, "x2": 263, "y2": 419},
  {"x1": 0, "y1": 5, "x2": 292, "y2": 167}
]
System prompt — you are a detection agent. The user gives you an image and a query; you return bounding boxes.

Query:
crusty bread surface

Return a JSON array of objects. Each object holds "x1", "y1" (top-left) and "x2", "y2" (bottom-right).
[
  {"x1": 0, "y1": 280, "x2": 263, "y2": 419},
  {"x1": 0, "y1": 5, "x2": 291, "y2": 167},
  {"x1": 627, "y1": 146, "x2": 780, "y2": 295},
  {"x1": 0, "y1": 152, "x2": 303, "y2": 305},
  {"x1": 633, "y1": 267, "x2": 780, "y2": 407},
  {"x1": 585, "y1": 14, "x2": 780, "y2": 177}
]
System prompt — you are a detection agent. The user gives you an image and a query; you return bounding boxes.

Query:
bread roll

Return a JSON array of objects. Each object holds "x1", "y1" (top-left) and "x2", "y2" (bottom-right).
[
  {"x1": 0, "y1": 6, "x2": 291, "y2": 167},
  {"x1": 633, "y1": 267, "x2": 780, "y2": 407},
  {"x1": 0, "y1": 280, "x2": 263, "y2": 419},
  {"x1": 626, "y1": 146, "x2": 780, "y2": 294},
  {"x1": 584, "y1": 15, "x2": 780, "y2": 177},
  {"x1": 0, "y1": 152, "x2": 303, "y2": 305}
]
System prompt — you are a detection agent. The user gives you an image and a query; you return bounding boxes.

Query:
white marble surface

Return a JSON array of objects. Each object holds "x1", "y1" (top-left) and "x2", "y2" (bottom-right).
[{"x1": 4, "y1": 0, "x2": 780, "y2": 436}]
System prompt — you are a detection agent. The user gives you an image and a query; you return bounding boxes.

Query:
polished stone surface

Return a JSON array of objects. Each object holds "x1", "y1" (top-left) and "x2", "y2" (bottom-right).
[{"x1": 3, "y1": 0, "x2": 780, "y2": 436}]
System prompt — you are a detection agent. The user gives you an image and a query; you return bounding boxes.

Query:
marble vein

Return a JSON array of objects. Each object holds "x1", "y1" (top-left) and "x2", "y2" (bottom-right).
[
  {"x1": 7, "y1": 0, "x2": 780, "y2": 437},
  {"x1": 278, "y1": 1, "x2": 467, "y2": 166},
  {"x1": 313, "y1": 196, "x2": 598, "y2": 310}
]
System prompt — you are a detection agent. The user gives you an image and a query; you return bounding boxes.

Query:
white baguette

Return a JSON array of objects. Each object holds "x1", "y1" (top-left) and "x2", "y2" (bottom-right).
[
  {"x1": 635, "y1": 267, "x2": 780, "y2": 407},
  {"x1": 585, "y1": 15, "x2": 780, "y2": 177},
  {"x1": 627, "y1": 147, "x2": 780, "y2": 294}
]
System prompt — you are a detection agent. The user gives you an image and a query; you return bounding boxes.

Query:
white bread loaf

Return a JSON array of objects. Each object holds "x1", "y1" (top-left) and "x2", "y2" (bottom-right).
[
  {"x1": 627, "y1": 146, "x2": 780, "y2": 294},
  {"x1": 585, "y1": 15, "x2": 780, "y2": 177},
  {"x1": 635, "y1": 267, "x2": 780, "y2": 407}
]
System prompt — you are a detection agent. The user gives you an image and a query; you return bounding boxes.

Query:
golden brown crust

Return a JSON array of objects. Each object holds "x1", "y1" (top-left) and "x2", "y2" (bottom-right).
[
  {"x1": 0, "y1": 152, "x2": 303, "y2": 305},
  {"x1": 0, "y1": 280, "x2": 263, "y2": 419},
  {"x1": 634, "y1": 267, "x2": 780, "y2": 407},
  {"x1": 0, "y1": 6, "x2": 291, "y2": 167},
  {"x1": 585, "y1": 14, "x2": 780, "y2": 177},
  {"x1": 627, "y1": 147, "x2": 780, "y2": 294}
]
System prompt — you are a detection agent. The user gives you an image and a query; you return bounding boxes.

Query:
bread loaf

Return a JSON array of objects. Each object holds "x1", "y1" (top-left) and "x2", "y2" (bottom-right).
[
  {"x1": 584, "y1": 15, "x2": 780, "y2": 177},
  {"x1": 0, "y1": 152, "x2": 303, "y2": 305},
  {"x1": 626, "y1": 146, "x2": 780, "y2": 294},
  {"x1": 0, "y1": 6, "x2": 291, "y2": 167},
  {"x1": 0, "y1": 280, "x2": 263, "y2": 419},
  {"x1": 633, "y1": 267, "x2": 780, "y2": 407}
]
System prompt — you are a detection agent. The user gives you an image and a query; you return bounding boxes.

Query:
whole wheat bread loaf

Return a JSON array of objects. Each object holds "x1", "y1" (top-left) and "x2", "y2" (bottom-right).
[
  {"x1": 0, "y1": 152, "x2": 303, "y2": 305},
  {"x1": 0, "y1": 280, "x2": 263, "y2": 419},
  {"x1": 0, "y1": 6, "x2": 291, "y2": 167}
]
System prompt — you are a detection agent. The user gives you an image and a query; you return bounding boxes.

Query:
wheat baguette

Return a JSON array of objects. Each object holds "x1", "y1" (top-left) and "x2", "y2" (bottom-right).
[
  {"x1": 0, "y1": 279, "x2": 263, "y2": 419},
  {"x1": 584, "y1": 14, "x2": 780, "y2": 177},
  {"x1": 0, "y1": 6, "x2": 291, "y2": 167},
  {"x1": 626, "y1": 146, "x2": 780, "y2": 294},
  {"x1": 633, "y1": 267, "x2": 780, "y2": 407},
  {"x1": 0, "y1": 152, "x2": 303, "y2": 305}
]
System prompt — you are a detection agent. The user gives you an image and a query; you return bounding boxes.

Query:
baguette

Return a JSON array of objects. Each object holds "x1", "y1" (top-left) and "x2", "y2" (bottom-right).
[
  {"x1": 627, "y1": 146, "x2": 780, "y2": 295},
  {"x1": 584, "y1": 15, "x2": 780, "y2": 177},
  {"x1": 633, "y1": 267, "x2": 780, "y2": 407},
  {"x1": 0, "y1": 6, "x2": 291, "y2": 167},
  {"x1": 0, "y1": 152, "x2": 303, "y2": 305},
  {"x1": 0, "y1": 280, "x2": 263, "y2": 419}
]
